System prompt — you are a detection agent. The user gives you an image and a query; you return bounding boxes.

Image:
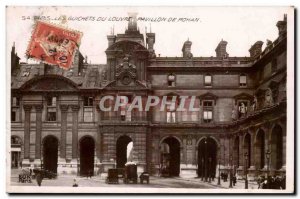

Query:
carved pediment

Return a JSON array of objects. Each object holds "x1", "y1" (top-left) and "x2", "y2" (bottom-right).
[
  {"x1": 233, "y1": 93, "x2": 253, "y2": 105},
  {"x1": 199, "y1": 92, "x2": 218, "y2": 105},
  {"x1": 20, "y1": 75, "x2": 78, "y2": 92}
]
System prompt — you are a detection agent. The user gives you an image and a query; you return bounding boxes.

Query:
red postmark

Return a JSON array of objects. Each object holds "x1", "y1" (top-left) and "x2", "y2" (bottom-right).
[{"x1": 26, "y1": 21, "x2": 83, "y2": 69}]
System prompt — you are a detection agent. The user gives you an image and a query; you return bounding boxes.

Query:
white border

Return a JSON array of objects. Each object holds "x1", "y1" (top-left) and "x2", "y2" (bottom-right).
[{"x1": 1, "y1": 1, "x2": 298, "y2": 198}]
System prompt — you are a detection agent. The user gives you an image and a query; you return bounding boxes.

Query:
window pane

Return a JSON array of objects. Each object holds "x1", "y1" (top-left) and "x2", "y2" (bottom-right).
[
  {"x1": 205, "y1": 75, "x2": 212, "y2": 85},
  {"x1": 240, "y1": 75, "x2": 246, "y2": 84},
  {"x1": 203, "y1": 111, "x2": 208, "y2": 119},
  {"x1": 208, "y1": 111, "x2": 212, "y2": 119}
]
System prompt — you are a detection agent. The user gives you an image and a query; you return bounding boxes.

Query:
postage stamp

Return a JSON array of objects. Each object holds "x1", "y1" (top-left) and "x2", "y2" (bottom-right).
[
  {"x1": 7, "y1": 6, "x2": 294, "y2": 194},
  {"x1": 26, "y1": 21, "x2": 82, "y2": 69}
]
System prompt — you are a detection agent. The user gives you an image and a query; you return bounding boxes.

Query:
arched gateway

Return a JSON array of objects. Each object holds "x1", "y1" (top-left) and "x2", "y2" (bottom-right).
[
  {"x1": 43, "y1": 135, "x2": 58, "y2": 173},
  {"x1": 160, "y1": 136, "x2": 181, "y2": 177},
  {"x1": 80, "y1": 136, "x2": 95, "y2": 176}
]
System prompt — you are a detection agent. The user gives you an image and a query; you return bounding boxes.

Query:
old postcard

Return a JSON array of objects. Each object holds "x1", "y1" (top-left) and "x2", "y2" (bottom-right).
[{"x1": 6, "y1": 6, "x2": 295, "y2": 193}]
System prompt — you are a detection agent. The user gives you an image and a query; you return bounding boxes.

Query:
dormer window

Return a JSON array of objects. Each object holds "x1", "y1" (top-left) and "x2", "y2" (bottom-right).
[
  {"x1": 239, "y1": 74, "x2": 247, "y2": 87},
  {"x1": 84, "y1": 96, "x2": 94, "y2": 107},
  {"x1": 167, "y1": 74, "x2": 176, "y2": 87},
  {"x1": 203, "y1": 100, "x2": 213, "y2": 123},
  {"x1": 204, "y1": 74, "x2": 212, "y2": 87},
  {"x1": 46, "y1": 96, "x2": 57, "y2": 121},
  {"x1": 47, "y1": 96, "x2": 56, "y2": 106}
]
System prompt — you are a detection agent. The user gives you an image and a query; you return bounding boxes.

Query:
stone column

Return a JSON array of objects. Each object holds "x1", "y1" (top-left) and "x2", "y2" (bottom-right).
[
  {"x1": 35, "y1": 104, "x2": 43, "y2": 161},
  {"x1": 23, "y1": 105, "x2": 32, "y2": 165},
  {"x1": 60, "y1": 104, "x2": 68, "y2": 160},
  {"x1": 71, "y1": 105, "x2": 80, "y2": 161}
]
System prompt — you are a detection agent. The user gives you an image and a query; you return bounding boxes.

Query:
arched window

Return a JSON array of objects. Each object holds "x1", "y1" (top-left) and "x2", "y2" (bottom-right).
[
  {"x1": 204, "y1": 74, "x2": 212, "y2": 86},
  {"x1": 239, "y1": 74, "x2": 247, "y2": 87}
]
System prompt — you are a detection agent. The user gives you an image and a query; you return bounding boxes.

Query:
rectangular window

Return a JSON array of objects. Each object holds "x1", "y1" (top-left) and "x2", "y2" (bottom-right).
[
  {"x1": 238, "y1": 101, "x2": 248, "y2": 118},
  {"x1": 47, "y1": 97, "x2": 56, "y2": 106},
  {"x1": 203, "y1": 100, "x2": 213, "y2": 123},
  {"x1": 167, "y1": 112, "x2": 176, "y2": 123},
  {"x1": 204, "y1": 75, "x2": 212, "y2": 86},
  {"x1": 84, "y1": 96, "x2": 94, "y2": 106},
  {"x1": 12, "y1": 97, "x2": 20, "y2": 107},
  {"x1": 11, "y1": 111, "x2": 16, "y2": 122},
  {"x1": 47, "y1": 111, "x2": 56, "y2": 121},
  {"x1": 203, "y1": 110, "x2": 213, "y2": 123},
  {"x1": 239, "y1": 75, "x2": 247, "y2": 87}
]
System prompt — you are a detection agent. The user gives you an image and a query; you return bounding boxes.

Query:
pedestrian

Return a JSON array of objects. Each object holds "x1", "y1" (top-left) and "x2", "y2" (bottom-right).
[
  {"x1": 72, "y1": 179, "x2": 78, "y2": 187},
  {"x1": 233, "y1": 175, "x2": 237, "y2": 186},
  {"x1": 36, "y1": 173, "x2": 43, "y2": 186}
]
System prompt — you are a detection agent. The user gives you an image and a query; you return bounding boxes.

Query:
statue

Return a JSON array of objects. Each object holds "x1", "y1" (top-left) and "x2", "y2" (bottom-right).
[
  {"x1": 238, "y1": 102, "x2": 247, "y2": 118},
  {"x1": 231, "y1": 108, "x2": 237, "y2": 121},
  {"x1": 264, "y1": 88, "x2": 274, "y2": 107},
  {"x1": 102, "y1": 69, "x2": 107, "y2": 81},
  {"x1": 252, "y1": 95, "x2": 258, "y2": 111}
]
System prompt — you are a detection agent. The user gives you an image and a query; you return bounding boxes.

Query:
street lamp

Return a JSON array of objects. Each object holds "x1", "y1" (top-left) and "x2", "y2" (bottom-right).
[
  {"x1": 208, "y1": 157, "x2": 212, "y2": 183},
  {"x1": 244, "y1": 152, "x2": 248, "y2": 189},
  {"x1": 229, "y1": 155, "x2": 233, "y2": 188},
  {"x1": 201, "y1": 158, "x2": 204, "y2": 181},
  {"x1": 266, "y1": 150, "x2": 271, "y2": 188},
  {"x1": 218, "y1": 157, "x2": 221, "y2": 185},
  {"x1": 204, "y1": 139, "x2": 208, "y2": 182}
]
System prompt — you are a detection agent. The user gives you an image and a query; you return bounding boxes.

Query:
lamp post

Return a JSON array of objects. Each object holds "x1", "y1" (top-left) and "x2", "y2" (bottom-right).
[
  {"x1": 201, "y1": 158, "x2": 204, "y2": 181},
  {"x1": 218, "y1": 157, "x2": 221, "y2": 185},
  {"x1": 208, "y1": 157, "x2": 212, "y2": 183},
  {"x1": 266, "y1": 150, "x2": 271, "y2": 188},
  {"x1": 244, "y1": 152, "x2": 248, "y2": 189},
  {"x1": 204, "y1": 139, "x2": 208, "y2": 182},
  {"x1": 229, "y1": 155, "x2": 233, "y2": 188}
]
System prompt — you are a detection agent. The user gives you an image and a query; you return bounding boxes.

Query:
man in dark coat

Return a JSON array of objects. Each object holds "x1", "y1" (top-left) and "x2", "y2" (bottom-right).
[{"x1": 36, "y1": 173, "x2": 43, "y2": 186}]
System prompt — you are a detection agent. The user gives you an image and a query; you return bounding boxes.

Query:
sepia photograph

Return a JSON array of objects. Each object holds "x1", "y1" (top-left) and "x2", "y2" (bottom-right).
[{"x1": 6, "y1": 6, "x2": 294, "y2": 194}]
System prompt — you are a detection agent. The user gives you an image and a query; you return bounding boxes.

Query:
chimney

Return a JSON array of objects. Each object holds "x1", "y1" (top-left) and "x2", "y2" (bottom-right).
[
  {"x1": 11, "y1": 42, "x2": 20, "y2": 74},
  {"x1": 249, "y1": 41, "x2": 263, "y2": 58},
  {"x1": 276, "y1": 14, "x2": 287, "y2": 40},
  {"x1": 107, "y1": 35, "x2": 116, "y2": 47},
  {"x1": 125, "y1": 12, "x2": 139, "y2": 34},
  {"x1": 182, "y1": 39, "x2": 193, "y2": 58},
  {"x1": 215, "y1": 40, "x2": 229, "y2": 58},
  {"x1": 146, "y1": 32, "x2": 156, "y2": 57}
]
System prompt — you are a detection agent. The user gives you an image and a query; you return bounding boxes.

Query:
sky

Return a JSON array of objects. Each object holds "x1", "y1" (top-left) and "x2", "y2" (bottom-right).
[{"x1": 6, "y1": 6, "x2": 292, "y2": 64}]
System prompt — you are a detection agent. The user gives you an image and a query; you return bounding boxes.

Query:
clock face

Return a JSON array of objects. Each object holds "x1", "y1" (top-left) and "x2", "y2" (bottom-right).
[{"x1": 122, "y1": 75, "x2": 132, "y2": 85}]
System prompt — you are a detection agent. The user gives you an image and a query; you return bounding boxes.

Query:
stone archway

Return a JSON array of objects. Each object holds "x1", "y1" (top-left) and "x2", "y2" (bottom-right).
[
  {"x1": 271, "y1": 125, "x2": 283, "y2": 170},
  {"x1": 233, "y1": 136, "x2": 239, "y2": 168},
  {"x1": 244, "y1": 133, "x2": 251, "y2": 168},
  {"x1": 160, "y1": 136, "x2": 181, "y2": 177},
  {"x1": 197, "y1": 137, "x2": 217, "y2": 180},
  {"x1": 255, "y1": 129, "x2": 265, "y2": 170},
  {"x1": 43, "y1": 135, "x2": 58, "y2": 173},
  {"x1": 116, "y1": 135, "x2": 133, "y2": 168},
  {"x1": 11, "y1": 136, "x2": 22, "y2": 168},
  {"x1": 80, "y1": 136, "x2": 95, "y2": 176}
]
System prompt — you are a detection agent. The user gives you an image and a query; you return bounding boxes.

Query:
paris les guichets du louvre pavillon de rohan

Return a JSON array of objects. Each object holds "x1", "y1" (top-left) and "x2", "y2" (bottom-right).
[{"x1": 7, "y1": 6, "x2": 294, "y2": 193}]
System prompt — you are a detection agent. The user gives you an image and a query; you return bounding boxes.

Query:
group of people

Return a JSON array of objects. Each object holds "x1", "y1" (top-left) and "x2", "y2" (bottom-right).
[
  {"x1": 257, "y1": 175, "x2": 286, "y2": 189},
  {"x1": 220, "y1": 172, "x2": 237, "y2": 186}
]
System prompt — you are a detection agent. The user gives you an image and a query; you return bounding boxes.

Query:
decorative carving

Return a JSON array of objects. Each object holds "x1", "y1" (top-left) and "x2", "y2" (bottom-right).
[
  {"x1": 115, "y1": 55, "x2": 137, "y2": 85},
  {"x1": 231, "y1": 106, "x2": 237, "y2": 121},
  {"x1": 264, "y1": 88, "x2": 274, "y2": 107},
  {"x1": 60, "y1": 104, "x2": 69, "y2": 112},
  {"x1": 251, "y1": 95, "x2": 258, "y2": 111},
  {"x1": 34, "y1": 104, "x2": 43, "y2": 112},
  {"x1": 23, "y1": 104, "x2": 32, "y2": 112},
  {"x1": 71, "y1": 105, "x2": 80, "y2": 112}
]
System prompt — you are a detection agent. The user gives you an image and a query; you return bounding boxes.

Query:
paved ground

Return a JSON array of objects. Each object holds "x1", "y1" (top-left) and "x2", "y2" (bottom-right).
[{"x1": 10, "y1": 169, "x2": 258, "y2": 189}]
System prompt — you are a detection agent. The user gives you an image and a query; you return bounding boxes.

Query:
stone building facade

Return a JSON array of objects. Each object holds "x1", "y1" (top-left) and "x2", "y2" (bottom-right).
[{"x1": 10, "y1": 15, "x2": 287, "y2": 180}]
